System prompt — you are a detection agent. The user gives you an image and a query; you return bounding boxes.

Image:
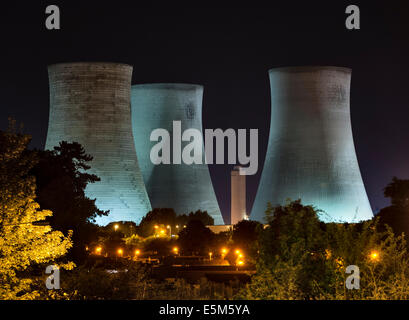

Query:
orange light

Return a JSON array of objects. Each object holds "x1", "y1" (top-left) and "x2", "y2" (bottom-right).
[
  {"x1": 160, "y1": 229, "x2": 165, "y2": 234},
  {"x1": 95, "y1": 246, "x2": 102, "y2": 254},
  {"x1": 135, "y1": 249, "x2": 141, "y2": 255},
  {"x1": 237, "y1": 260, "x2": 244, "y2": 266},
  {"x1": 154, "y1": 225, "x2": 159, "y2": 229},
  {"x1": 114, "y1": 224, "x2": 119, "y2": 231},
  {"x1": 238, "y1": 253, "x2": 243, "y2": 258},
  {"x1": 235, "y1": 249, "x2": 240, "y2": 255},
  {"x1": 173, "y1": 247, "x2": 179, "y2": 253},
  {"x1": 117, "y1": 248, "x2": 123, "y2": 256},
  {"x1": 370, "y1": 250, "x2": 380, "y2": 261}
]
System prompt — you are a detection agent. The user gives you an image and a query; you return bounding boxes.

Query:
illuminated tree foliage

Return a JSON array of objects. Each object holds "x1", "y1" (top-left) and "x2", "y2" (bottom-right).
[
  {"x1": 237, "y1": 200, "x2": 409, "y2": 300},
  {"x1": 0, "y1": 125, "x2": 73, "y2": 299}
]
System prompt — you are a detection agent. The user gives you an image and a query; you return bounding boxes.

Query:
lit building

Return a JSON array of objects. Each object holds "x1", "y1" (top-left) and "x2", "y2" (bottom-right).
[{"x1": 231, "y1": 166, "x2": 247, "y2": 224}]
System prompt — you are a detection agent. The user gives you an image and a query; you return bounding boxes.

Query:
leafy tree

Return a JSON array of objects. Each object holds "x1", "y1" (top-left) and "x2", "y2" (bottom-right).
[
  {"x1": 137, "y1": 208, "x2": 178, "y2": 237},
  {"x1": 383, "y1": 177, "x2": 409, "y2": 208},
  {"x1": 0, "y1": 126, "x2": 73, "y2": 299},
  {"x1": 183, "y1": 210, "x2": 214, "y2": 226},
  {"x1": 238, "y1": 200, "x2": 409, "y2": 300},
  {"x1": 232, "y1": 220, "x2": 262, "y2": 262},
  {"x1": 377, "y1": 177, "x2": 409, "y2": 243},
  {"x1": 177, "y1": 220, "x2": 215, "y2": 255},
  {"x1": 31, "y1": 141, "x2": 107, "y2": 263}
]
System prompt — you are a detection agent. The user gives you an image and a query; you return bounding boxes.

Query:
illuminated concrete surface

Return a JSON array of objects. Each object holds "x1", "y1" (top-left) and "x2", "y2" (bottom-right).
[
  {"x1": 45, "y1": 62, "x2": 151, "y2": 225},
  {"x1": 251, "y1": 66, "x2": 373, "y2": 223},
  {"x1": 131, "y1": 83, "x2": 224, "y2": 225},
  {"x1": 231, "y1": 166, "x2": 247, "y2": 224}
]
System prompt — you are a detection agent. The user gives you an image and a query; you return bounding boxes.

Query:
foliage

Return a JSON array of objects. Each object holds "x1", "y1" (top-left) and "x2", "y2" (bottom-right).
[
  {"x1": 32, "y1": 141, "x2": 107, "y2": 263},
  {"x1": 238, "y1": 199, "x2": 409, "y2": 300},
  {"x1": 231, "y1": 220, "x2": 262, "y2": 263},
  {"x1": 177, "y1": 220, "x2": 215, "y2": 255},
  {"x1": 383, "y1": 176, "x2": 409, "y2": 208},
  {"x1": 137, "y1": 208, "x2": 178, "y2": 237},
  {"x1": 137, "y1": 208, "x2": 215, "y2": 238},
  {"x1": 0, "y1": 126, "x2": 73, "y2": 299},
  {"x1": 377, "y1": 177, "x2": 409, "y2": 247}
]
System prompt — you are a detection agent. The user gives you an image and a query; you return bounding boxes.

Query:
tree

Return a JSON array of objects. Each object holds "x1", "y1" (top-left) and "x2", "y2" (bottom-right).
[
  {"x1": 0, "y1": 126, "x2": 73, "y2": 299},
  {"x1": 232, "y1": 220, "x2": 262, "y2": 261},
  {"x1": 383, "y1": 177, "x2": 409, "y2": 208},
  {"x1": 137, "y1": 208, "x2": 178, "y2": 237},
  {"x1": 177, "y1": 220, "x2": 215, "y2": 255},
  {"x1": 238, "y1": 200, "x2": 409, "y2": 300},
  {"x1": 31, "y1": 141, "x2": 107, "y2": 263},
  {"x1": 184, "y1": 210, "x2": 214, "y2": 226},
  {"x1": 377, "y1": 177, "x2": 409, "y2": 245}
]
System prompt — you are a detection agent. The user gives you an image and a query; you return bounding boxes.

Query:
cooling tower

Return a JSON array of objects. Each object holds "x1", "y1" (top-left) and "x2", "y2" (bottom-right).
[
  {"x1": 131, "y1": 83, "x2": 224, "y2": 225},
  {"x1": 251, "y1": 66, "x2": 373, "y2": 223},
  {"x1": 45, "y1": 62, "x2": 152, "y2": 225}
]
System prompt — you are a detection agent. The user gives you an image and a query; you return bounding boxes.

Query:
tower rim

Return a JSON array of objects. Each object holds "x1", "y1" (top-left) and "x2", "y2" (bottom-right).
[
  {"x1": 268, "y1": 66, "x2": 351, "y2": 74},
  {"x1": 131, "y1": 83, "x2": 204, "y2": 91}
]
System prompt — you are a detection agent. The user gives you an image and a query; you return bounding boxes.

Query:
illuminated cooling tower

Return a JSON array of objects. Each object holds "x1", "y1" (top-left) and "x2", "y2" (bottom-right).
[
  {"x1": 45, "y1": 62, "x2": 151, "y2": 225},
  {"x1": 251, "y1": 66, "x2": 373, "y2": 223},
  {"x1": 131, "y1": 83, "x2": 224, "y2": 225}
]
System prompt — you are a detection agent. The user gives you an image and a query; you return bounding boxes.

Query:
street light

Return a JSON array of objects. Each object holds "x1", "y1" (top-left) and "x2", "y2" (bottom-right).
[
  {"x1": 114, "y1": 224, "x2": 119, "y2": 231},
  {"x1": 209, "y1": 252, "x2": 213, "y2": 261},
  {"x1": 135, "y1": 249, "x2": 141, "y2": 259},
  {"x1": 235, "y1": 249, "x2": 241, "y2": 255},
  {"x1": 117, "y1": 248, "x2": 123, "y2": 256},
  {"x1": 173, "y1": 247, "x2": 179, "y2": 255},
  {"x1": 369, "y1": 250, "x2": 380, "y2": 262},
  {"x1": 95, "y1": 246, "x2": 102, "y2": 254}
]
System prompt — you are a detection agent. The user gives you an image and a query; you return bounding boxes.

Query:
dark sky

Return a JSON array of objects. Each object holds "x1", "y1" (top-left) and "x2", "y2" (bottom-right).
[{"x1": 0, "y1": 2, "x2": 408, "y2": 223}]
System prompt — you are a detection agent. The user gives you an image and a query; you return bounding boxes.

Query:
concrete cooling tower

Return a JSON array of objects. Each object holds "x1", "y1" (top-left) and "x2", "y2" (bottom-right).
[
  {"x1": 45, "y1": 62, "x2": 152, "y2": 225},
  {"x1": 251, "y1": 66, "x2": 373, "y2": 223},
  {"x1": 131, "y1": 83, "x2": 224, "y2": 225}
]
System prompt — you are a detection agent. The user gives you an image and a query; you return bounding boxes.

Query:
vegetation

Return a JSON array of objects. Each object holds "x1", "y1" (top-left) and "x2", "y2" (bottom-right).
[
  {"x1": 0, "y1": 126, "x2": 73, "y2": 299},
  {"x1": 2, "y1": 122, "x2": 409, "y2": 300},
  {"x1": 32, "y1": 141, "x2": 107, "y2": 263},
  {"x1": 237, "y1": 200, "x2": 409, "y2": 300}
]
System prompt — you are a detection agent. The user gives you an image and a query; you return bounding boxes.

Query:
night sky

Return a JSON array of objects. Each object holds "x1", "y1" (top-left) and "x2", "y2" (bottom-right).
[{"x1": 0, "y1": 2, "x2": 408, "y2": 223}]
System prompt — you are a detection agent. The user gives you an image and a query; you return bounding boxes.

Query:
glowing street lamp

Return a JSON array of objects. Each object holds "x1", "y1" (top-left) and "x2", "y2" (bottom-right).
[
  {"x1": 117, "y1": 248, "x2": 123, "y2": 256},
  {"x1": 369, "y1": 250, "x2": 380, "y2": 262},
  {"x1": 95, "y1": 246, "x2": 102, "y2": 255},
  {"x1": 237, "y1": 260, "x2": 244, "y2": 266},
  {"x1": 235, "y1": 249, "x2": 241, "y2": 255},
  {"x1": 173, "y1": 247, "x2": 179, "y2": 255},
  {"x1": 135, "y1": 249, "x2": 141, "y2": 256},
  {"x1": 154, "y1": 225, "x2": 159, "y2": 229},
  {"x1": 114, "y1": 224, "x2": 119, "y2": 231},
  {"x1": 209, "y1": 252, "x2": 213, "y2": 261},
  {"x1": 160, "y1": 229, "x2": 165, "y2": 235},
  {"x1": 221, "y1": 248, "x2": 228, "y2": 257}
]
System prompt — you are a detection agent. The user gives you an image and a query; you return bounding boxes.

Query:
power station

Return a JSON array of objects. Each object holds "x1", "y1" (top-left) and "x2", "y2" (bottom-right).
[
  {"x1": 131, "y1": 83, "x2": 224, "y2": 225},
  {"x1": 251, "y1": 66, "x2": 373, "y2": 223},
  {"x1": 231, "y1": 166, "x2": 247, "y2": 224},
  {"x1": 45, "y1": 62, "x2": 152, "y2": 225}
]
